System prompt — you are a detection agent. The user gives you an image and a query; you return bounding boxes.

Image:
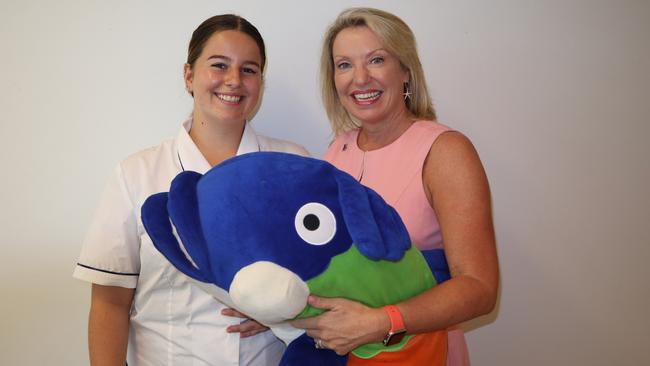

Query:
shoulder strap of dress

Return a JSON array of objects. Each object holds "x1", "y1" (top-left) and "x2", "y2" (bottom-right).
[
  {"x1": 391, "y1": 121, "x2": 452, "y2": 204},
  {"x1": 412, "y1": 121, "x2": 452, "y2": 165}
]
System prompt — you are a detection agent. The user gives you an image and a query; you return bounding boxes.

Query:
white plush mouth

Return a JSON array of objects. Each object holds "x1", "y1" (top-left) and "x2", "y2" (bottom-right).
[
  {"x1": 217, "y1": 93, "x2": 242, "y2": 103},
  {"x1": 353, "y1": 91, "x2": 381, "y2": 101}
]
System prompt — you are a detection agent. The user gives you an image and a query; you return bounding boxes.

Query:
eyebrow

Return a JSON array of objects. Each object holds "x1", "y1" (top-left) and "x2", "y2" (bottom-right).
[
  {"x1": 333, "y1": 48, "x2": 388, "y2": 59},
  {"x1": 207, "y1": 55, "x2": 261, "y2": 68}
]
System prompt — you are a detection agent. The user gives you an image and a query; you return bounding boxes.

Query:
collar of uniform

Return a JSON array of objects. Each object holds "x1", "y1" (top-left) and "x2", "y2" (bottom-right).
[
  {"x1": 236, "y1": 121, "x2": 262, "y2": 156},
  {"x1": 175, "y1": 119, "x2": 261, "y2": 174}
]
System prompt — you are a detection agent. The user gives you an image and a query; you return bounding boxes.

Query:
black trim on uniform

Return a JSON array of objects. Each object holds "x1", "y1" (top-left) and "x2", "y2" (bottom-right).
[
  {"x1": 76, "y1": 263, "x2": 139, "y2": 276},
  {"x1": 177, "y1": 151, "x2": 185, "y2": 172}
]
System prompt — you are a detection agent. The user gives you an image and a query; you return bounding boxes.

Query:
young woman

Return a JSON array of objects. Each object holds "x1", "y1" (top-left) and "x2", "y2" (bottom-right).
[{"x1": 73, "y1": 14, "x2": 308, "y2": 366}]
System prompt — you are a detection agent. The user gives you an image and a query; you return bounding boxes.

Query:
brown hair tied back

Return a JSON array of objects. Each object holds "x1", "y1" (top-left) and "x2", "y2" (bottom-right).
[{"x1": 187, "y1": 14, "x2": 266, "y2": 72}]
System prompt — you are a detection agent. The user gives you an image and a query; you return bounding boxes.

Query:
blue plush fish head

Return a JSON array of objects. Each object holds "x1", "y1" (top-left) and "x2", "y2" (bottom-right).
[{"x1": 141, "y1": 152, "x2": 411, "y2": 327}]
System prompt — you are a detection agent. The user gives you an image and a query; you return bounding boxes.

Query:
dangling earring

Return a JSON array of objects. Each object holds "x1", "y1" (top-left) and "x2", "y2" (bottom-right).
[{"x1": 403, "y1": 82, "x2": 412, "y2": 101}]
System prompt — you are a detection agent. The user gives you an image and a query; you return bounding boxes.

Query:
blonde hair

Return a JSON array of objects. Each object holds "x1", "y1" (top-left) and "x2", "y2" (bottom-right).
[{"x1": 321, "y1": 7, "x2": 436, "y2": 135}]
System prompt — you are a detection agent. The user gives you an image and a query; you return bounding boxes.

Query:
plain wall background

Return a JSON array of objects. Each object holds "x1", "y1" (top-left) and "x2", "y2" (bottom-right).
[{"x1": 2, "y1": 0, "x2": 649, "y2": 364}]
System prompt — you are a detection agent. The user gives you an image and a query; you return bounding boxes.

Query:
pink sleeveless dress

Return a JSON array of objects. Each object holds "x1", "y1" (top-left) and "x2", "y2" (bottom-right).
[{"x1": 324, "y1": 120, "x2": 470, "y2": 366}]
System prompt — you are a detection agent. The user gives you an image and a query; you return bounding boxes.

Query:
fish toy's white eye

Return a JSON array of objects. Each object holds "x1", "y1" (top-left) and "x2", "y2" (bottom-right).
[{"x1": 294, "y1": 202, "x2": 337, "y2": 245}]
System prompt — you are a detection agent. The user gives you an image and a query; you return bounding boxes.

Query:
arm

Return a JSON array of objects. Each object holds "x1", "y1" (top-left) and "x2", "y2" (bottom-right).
[
  {"x1": 292, "y1": 132, "x2": 499, "y2": 354},
  {"x1": 398, "y1": 131, "x2": 499, "y2": 332},
  {"x1": 89, "y1": 284, "x2": 135, "y2": 366}
]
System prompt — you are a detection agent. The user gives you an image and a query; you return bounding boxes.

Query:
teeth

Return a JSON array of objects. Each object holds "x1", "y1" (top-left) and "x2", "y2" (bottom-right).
[
  {"x1": 353, "y1": 91, "x2": 381, "y2": 101},
  {"x1": 217, "y1": 94, "x2": 241, "y2": 103}
]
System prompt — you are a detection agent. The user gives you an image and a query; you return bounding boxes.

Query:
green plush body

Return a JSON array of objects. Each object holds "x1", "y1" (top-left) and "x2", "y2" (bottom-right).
[{"x1": 297, "y1": 244, "x2": 437, "y2": 358}]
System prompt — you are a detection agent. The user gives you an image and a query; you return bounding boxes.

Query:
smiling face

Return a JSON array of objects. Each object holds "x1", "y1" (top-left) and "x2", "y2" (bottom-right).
[
  {"x1": 184, "y1": 30, "x2": 263, "y2": 126},
  {"x1": 332, "y1": 26, "x2": 410, "y2": 127}
]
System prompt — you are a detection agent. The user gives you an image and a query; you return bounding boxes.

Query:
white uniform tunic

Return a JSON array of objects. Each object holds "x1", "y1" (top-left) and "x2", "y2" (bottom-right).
[{"x1": 73, "y1": 119, "x2": 309, "y2": 366}]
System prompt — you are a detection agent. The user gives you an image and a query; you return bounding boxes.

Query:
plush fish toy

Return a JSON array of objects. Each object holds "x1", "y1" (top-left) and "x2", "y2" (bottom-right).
[{"x1": 141, "y1": 152, "x2": 450, "y2": 365}]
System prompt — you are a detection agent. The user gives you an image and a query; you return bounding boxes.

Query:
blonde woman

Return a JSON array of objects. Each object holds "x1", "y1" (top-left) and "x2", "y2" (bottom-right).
[{"x1": 293, "y1": 8, "x2": 498, "y2": 365}]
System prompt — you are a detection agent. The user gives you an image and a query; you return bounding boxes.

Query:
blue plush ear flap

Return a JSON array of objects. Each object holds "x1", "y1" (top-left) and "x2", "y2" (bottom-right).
[
  {"x1": 141, "y1": 191, "x2": 208, "y2": 282},
  {"x1": 333, "y1": 171, "x2": 411, "y2": 261},
  {"x1": 165, "y1": 171, "x2": 213, "y2": 280}
]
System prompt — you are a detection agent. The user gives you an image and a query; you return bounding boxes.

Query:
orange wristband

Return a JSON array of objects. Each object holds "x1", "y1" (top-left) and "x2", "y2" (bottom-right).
[{"x1": 382, "y1": 305, "x2": 407, "y2": 346}]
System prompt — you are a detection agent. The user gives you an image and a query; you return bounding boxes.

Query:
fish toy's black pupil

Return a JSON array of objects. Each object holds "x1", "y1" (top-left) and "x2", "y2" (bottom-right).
[{"x1": 303, "y1": 214, "x2": 320, "y2": 231}]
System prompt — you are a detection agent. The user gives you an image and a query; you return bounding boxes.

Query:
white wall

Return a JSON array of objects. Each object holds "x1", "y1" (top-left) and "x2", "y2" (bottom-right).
[{"x1": 2, "y1": 0, "x2": 648, "y2": 364}]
